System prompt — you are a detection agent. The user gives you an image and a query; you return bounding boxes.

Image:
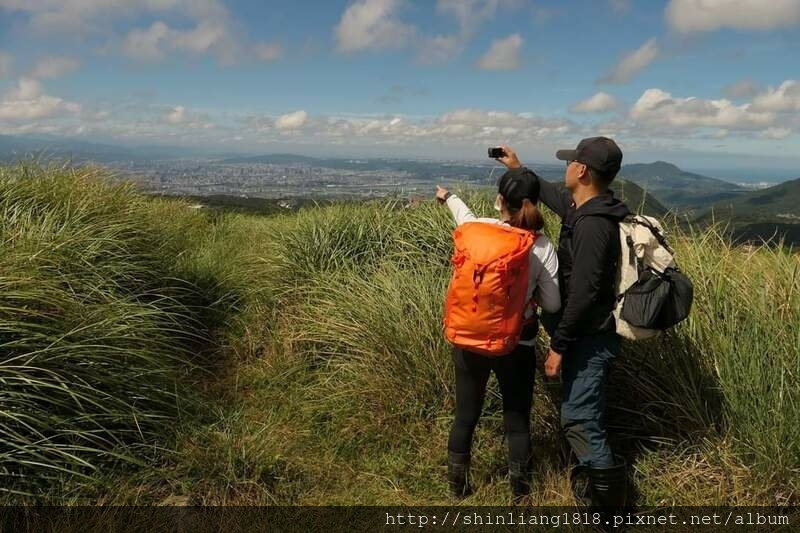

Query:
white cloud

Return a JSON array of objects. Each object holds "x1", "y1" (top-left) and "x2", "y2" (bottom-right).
[
  {"x1": 332, "y1": 0, "x2": 521, "y2": 63},
  {"x1": 238, "y1": 108, "x2": 575, "y2": 147},
  {"x1": 630, "y1": 88, "x2": 775, "y2": 130},
  {"x1": 0, "y1": 77, "x2": 81, "y2": 121},
  {"x1": 334, "y1": 0, "x2": 415, "y2": 53},
  {"x1": 254, "y1": 42, "x2": 283, "y2": 62},
  {"x1": 416, "y1": 35, "x2": 462, "y2": 65},
  {"x1": 0, "y1": 51, "x2": 12, "y2": 78},
  {"x1": 245, "y1": 115, "x2": 274, "y2": 133},
  {"x1": 476, "y1": 34, "x2": 522, "y2": 70},
  {"x1": 162, "y1": 105, "x2": 214, "y2": 129},
  {"x1": 172, "y1": 21, "x2": 228, "y2": 55},
  {"x1": 323, "y1": 115, "x2": 413, "y2": 139},
  {"x1": 2, "y1": 0, "x2": 240, "y2": 64},
  {"x1": 723, "y1": 79, "x2": 760, "y2": 99},
  {"x1": 570, "y1": 92, "x2": 620, "y2": 113},
  {"x1": 127, "y1": 20, "x2": 238, "y2": 63},
  {"x1": 122, "y1": 18, "x2": 237, "y2": 64},
  {"x1": 164, "y1": 105, "x2": 189, "y2": 125},
  {"x1": 275, "y1": 110, "x2": 308, "y2": 131},
  {"x1": 759, "y1": 127, "x2": 792, "y2": 139},
  {"x1": 0, "y1": 0, "x2": 227, "y2": 33},
  {"x1": 225, "y1": 87, "x2": 796, "y2": 148},
  {"x1": 665, "y1": 0, "x2": 800, "y2": 32},
  {"x1": 601, "y1": 38, "x2": 659, "y2": 84},
  {"x1": 436, "y1": 0, "x2": 520, "y2": 36},
  {"x1": 411, "y1": 108, "x2": 568, "y2": 139},
  {"x1": 122, "y1": 21, "x2": 171, "y2": 62},
  {"x1": 413, "y1": 0, "x2": 521, "y2": 64},
  {"x1": 82, "y1": 109, "x2": 110, "y2": 122},
  {"x1": 7, "y1": 78, "x2": 43, "y2": 100},
  {"x1": 752, "y1": 80, "x2": 800, "y2": 112},
  {"x1": 29, "y1": 56, "x2": 80, "y2": 79}
]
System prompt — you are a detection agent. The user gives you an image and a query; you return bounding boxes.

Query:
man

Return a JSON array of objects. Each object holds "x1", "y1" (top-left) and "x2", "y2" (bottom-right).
[{"x1": 496, "y1": 137, "x2": 629, "y2": 510}]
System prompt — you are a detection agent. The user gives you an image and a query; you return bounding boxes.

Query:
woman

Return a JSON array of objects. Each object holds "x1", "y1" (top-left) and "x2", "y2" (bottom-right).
[{"x1": 436, "y1": 170, "x2": 560, "y2": 503}]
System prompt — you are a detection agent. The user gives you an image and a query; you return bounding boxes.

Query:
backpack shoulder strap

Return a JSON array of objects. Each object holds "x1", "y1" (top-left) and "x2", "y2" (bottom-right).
[{"x1": 624, "y1": 215, "x2": 674, "y2": 255}]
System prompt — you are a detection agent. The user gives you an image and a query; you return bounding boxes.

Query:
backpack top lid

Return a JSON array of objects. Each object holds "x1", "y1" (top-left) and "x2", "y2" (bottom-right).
[
  {"x1": 619, "y1": 215, "x2": 675, "y2": 274},
  {"x1": 453, "y1": 221, "x2": 536, "y2": 266}
]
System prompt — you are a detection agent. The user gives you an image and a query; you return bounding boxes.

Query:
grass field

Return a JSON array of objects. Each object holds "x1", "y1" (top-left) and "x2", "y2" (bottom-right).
[{"x1": 1, "y1": 162, "x2": 798, "y2": 506}]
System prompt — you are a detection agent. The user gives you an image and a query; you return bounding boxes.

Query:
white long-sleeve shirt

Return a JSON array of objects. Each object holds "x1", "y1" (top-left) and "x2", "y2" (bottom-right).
[{"x1": 445, "y1": 195, "x2": 561, "y2": 346}]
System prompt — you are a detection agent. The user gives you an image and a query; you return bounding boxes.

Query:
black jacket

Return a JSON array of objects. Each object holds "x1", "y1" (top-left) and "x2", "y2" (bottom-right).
[{"x1": 505, "y1": 167, "x2": 630, "y2": 353}]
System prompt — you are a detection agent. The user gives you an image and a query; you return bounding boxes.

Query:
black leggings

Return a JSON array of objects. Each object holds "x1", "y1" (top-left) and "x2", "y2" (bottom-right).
[{"x1": 448, "y1": 344, "x2": 536, "y2": 467}]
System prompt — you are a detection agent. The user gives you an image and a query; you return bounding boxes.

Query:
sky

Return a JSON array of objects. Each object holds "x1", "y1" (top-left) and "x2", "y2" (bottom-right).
[{"x1": 1, "y1": 0, "x2": 799, "y2": 179}]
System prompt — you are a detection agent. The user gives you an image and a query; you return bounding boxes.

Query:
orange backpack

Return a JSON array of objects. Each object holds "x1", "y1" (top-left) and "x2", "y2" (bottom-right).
[{"x1": 444, "y1": 222, "x2": 537, "y2": 356}]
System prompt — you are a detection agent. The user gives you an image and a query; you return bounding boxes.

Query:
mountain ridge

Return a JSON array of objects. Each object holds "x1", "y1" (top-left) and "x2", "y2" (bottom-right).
[{"x1": 618, "y1": 161, "x2": 748, "y2": 210}]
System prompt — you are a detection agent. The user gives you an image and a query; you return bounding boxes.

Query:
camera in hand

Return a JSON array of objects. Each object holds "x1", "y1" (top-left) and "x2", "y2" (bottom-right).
[{"x1": 488, "y1": 147, "x2": 505, "y2": 158}]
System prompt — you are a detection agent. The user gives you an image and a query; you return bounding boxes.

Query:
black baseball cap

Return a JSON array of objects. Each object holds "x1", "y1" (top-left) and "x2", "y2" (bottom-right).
[
  {"x1": 498, "y1": 169, "x2": 540, "y2": 209},
  {"x1": 555, "y1": 136, "x2": 623, "y2": 178}
]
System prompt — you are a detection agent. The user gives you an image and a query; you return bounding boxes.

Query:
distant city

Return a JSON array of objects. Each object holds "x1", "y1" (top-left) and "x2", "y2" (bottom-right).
[
  {"x1": 2, "y1": 133, "x2": 562, "y2": 200},
  {"x1": 0, "y1": 134, "x2": 787, "y2": 203},
  {"x1": 3, "y1": 133, "x2": 799, "y2": 244},
  {"x1": 110, "y1": 156, "x2": 523, "y2": 200}
]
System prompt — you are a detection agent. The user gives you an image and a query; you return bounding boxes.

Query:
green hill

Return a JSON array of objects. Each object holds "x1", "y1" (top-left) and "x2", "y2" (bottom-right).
[
  {"x1": 619, "y1": 161, "x2": 747, "y2": 210},
  {"x1": 1, "y1": 162, "x2": 798, "y2": 507},
  {"x1": 611, "y1": 178, "x2": 670, "y2": 217},
  {"x1": 701, "y1": 177, "x2": 800, "y2": 222},
  {"x1": 695, "y1": 178, "x2": 800, "y2": 245}
]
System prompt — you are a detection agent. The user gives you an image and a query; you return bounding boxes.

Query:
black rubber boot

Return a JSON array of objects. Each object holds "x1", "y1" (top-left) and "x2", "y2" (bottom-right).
[
  {"x1": 447, "y1": 451, "x2": 472, "y2": 498},
  {"x1": 508, "y1": 459, "x2": 531, "y2": 505},
  {"x1": 587, "y1": 460, "x2": 628, "y2": 531}
]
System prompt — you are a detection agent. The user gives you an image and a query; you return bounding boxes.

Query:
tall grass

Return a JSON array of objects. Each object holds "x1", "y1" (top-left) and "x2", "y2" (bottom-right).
[
  {"x1": 672, "y1": 228, "x2": 799, "y2": 489},
  {"x1": 242, "y1": 188, "x2": 799, "y2": 504},
  {"x1": 2, "y1": 162, "x2": 797, "y2": 504},
  {"x1": 0, "y1": 162, "x2": 245, "y2": 496}
]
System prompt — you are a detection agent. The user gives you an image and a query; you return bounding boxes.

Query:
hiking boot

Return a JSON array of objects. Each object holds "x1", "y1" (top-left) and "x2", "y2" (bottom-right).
[
  {"x1": 508, "y1": 459, "x2": 531, "y2": 505},
  {"x1": 447, "y1": 451, "x2": 472, "y2": 498}
]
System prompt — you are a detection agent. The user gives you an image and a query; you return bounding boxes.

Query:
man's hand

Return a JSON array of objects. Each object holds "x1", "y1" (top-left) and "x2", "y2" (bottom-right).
[
  {"x1": 496, "y1": 145, "x2": 522, "y2": 169},
  {"x1": 435, "y1": 185, "x2": 450, "y2": 203},
  {"x1": 544, "y1": 349, "x2": 562, "y2": 378}
]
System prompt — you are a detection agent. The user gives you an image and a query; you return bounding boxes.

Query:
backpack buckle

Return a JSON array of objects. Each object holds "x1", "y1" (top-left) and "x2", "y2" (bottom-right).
[{"x1": 472, "y1": 265, "x2": 487, "y2": 287}]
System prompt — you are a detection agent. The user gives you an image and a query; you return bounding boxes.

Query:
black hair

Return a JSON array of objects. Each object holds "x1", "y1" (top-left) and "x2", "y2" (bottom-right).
[{"x1": 588, "y1": 166, "x2": 617, "y2": 189}]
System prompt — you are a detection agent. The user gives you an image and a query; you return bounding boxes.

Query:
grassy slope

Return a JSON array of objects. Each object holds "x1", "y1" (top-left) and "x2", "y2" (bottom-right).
[
  {"x1": 2, "y1": 166, "x2": 798, "y2": 505},
  {"x1": 0, "y1": 163, "x2": 261, "y2": 499}
]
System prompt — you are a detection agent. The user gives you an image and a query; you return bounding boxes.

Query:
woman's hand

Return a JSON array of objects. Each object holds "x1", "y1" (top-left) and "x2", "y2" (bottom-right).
[
  {"x1": 496, "y1": 145, "x2": 522, "y2": 170},
  {"x1": 435, "y1": 185, "x2": 450, "y2": 203},
  {"x1": 544, "y1": 348, "x2": 562, "y2": 379}
]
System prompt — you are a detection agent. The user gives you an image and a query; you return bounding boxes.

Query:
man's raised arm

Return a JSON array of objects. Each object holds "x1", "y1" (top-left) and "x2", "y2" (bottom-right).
[{"x1": 496, "y1": 145, "x2": 572, "y2": 218}]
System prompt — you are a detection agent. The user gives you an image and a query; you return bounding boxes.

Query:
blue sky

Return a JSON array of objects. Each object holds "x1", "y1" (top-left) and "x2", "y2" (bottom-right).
[{"x1": 1, "y1": 0, "x2": 799, "y2": 180}]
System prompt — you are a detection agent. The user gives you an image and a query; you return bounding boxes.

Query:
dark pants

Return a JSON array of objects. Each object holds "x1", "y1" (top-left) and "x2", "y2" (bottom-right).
[
  {"x1": 448, "y1": 344, "x2": 536, "y2": 469},
  {"x1": 560, "y1": 332, "x2": 621, "y2": 468}
]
